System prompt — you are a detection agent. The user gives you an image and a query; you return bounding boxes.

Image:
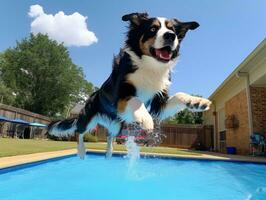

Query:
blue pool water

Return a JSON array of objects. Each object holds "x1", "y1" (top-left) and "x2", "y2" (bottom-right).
[{"x1": 0, "y1": 154, "x2": 266, "y2": 200}]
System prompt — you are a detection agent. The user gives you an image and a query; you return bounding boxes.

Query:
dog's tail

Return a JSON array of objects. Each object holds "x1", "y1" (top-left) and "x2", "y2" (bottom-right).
[{"x1": 48, "y1": 117, "x2": 78, "y2": 137}]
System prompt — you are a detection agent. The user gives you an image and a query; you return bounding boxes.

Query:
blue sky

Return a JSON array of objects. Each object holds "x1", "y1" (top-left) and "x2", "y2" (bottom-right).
[{"x1": 1, "y1": 1, "x2": 266, "y2": 98}]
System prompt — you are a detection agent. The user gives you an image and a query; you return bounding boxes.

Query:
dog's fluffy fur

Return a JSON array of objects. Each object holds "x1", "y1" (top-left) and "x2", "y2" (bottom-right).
[{"x1": 48, "y1": 12, "x2": 211, "y2": 158}]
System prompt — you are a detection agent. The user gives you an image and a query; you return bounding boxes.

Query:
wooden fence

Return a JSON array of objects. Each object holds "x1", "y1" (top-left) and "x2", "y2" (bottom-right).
[
  {"x1": 96, "y1": 123, "x2": 213, "y2": 149},
  {"x1": 96, "y1": 126, "x2": 108, "y2": 142},
  {"x1": 160, "y1": 124, "x2": 213, "y2": 149},
  {"x1": 0, "y1": 103, "x2": 51, "y2": 138}
]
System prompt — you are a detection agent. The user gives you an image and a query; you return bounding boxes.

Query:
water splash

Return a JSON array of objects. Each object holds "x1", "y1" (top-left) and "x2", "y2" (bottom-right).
[
  {"x1": 123, "y1": 120, "x2": 166, "y2": 180},
  {"x1": 124, "y1": 136, "x2": 142, "y2": 180},
  {"x1": 125, "y1": 136, "x2": 140, "y2": 168},
  {"x1": 148, "y1": 119, "x2": 166, "y2": 146}
]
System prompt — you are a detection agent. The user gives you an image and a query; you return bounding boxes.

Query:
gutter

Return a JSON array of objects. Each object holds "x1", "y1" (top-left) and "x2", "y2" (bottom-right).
[{"x1": 236, "y1": 71, "x2": 253, "y2": 136}]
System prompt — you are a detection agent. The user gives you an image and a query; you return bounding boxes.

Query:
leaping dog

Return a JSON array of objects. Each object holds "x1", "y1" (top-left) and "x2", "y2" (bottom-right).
[{"x1": 48, "y1": 12, "x2": 211, "y2": 159}]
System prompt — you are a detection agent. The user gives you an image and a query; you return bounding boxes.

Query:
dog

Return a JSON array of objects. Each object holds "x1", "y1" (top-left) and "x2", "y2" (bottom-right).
[{"x1": 48, "y1": 12, "x2": 211, "y2": 159}]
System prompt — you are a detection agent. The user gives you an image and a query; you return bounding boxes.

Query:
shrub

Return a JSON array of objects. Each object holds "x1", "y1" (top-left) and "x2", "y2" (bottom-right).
[{"x1": 83, "y1": 133, "x2": 98, "y2": 143}]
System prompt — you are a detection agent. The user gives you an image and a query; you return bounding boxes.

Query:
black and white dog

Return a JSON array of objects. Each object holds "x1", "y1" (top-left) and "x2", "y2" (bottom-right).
[{"x1": 49, "y1": 12, "x2": 211, "y2": 159}]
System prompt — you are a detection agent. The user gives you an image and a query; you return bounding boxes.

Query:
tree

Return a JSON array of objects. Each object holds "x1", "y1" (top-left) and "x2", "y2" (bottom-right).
[
  {"x1": 0, "y1": 84, "x2": 16, "y2": 105},
  {"x1": 166, "y1": 95, "x2": 204, "y2": 125},
  {"x1": 1, "y1": 33, "x2": 93, "y2": 117},
  {"x1": 0, "y1": 54, "x2": 15, "y2": 104},
  {"x1": 64, "y1": 79, "x2": 94, "y2": 118},
  {"x1": 73, "y1": 80, "x2": 94, "y2": 105},
  {"x1": 167, "y1": 109, "x2": 203, "y2": 124}
]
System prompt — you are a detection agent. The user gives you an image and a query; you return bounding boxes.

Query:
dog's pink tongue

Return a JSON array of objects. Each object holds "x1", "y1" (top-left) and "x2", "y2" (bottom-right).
[{"x1": 155, "y1": 49, "x2": 172, "y2": 60}]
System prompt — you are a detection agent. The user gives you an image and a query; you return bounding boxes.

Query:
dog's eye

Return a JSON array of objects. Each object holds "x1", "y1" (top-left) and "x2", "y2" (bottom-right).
[{"x1": 150, "y1": 27, "x2": 156, "y2": 32}]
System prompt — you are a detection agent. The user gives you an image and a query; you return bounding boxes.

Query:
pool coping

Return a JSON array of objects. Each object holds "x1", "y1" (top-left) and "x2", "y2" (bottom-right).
[{"x1": 1, "y1": 148, "x2": 266, "y2": 173}]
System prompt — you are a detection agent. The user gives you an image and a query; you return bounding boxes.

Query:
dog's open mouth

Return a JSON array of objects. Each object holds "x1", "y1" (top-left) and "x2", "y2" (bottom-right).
[{"x1": 150, "y1": 46, "x2": 173, "y2": 62}]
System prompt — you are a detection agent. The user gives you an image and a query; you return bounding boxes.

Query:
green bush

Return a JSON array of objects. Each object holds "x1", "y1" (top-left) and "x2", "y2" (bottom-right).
[{"x1": 83, "y1": 133, "x2": 98, "y2": 143}]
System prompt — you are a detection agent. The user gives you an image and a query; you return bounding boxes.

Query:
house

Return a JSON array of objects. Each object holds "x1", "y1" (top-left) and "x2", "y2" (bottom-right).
[
  {"x1": 204, "y1": 38, "x2": 266, "y2": 154},
  {"x1": 69, "y1": 103, "x2": 84, "y2": 118}
]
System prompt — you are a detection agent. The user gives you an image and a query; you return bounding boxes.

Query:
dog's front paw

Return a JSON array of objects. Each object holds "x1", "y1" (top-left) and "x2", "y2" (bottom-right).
[
  {"x1": 134, "y1": 111, "x2": 154, "y2": 131},
  {"x1": 176, "y1": 92, "x2": 211, "y2": 112}
]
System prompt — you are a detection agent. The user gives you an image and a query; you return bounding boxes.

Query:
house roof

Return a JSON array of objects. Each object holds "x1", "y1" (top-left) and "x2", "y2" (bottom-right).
[
  {"x1": 209, "y1": 38, "x2": 266, "y2": 100},
  {"x1": 70, "y1": 103, "x2": 84, "y2": 114},
  {"x1": 0, "y1": 103, "x2": 50, "y2": 122}
]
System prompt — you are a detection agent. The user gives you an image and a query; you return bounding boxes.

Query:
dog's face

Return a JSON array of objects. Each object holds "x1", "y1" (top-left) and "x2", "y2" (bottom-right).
[{"x1": 122, "y1": 12, "x2": 199, "y2": 63}]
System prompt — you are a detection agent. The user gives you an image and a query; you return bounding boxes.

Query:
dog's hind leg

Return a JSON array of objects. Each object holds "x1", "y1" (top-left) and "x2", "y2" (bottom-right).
[
  {"x1": 75, "y1": 113, "x2": 99, "y2": 159},
  {"x1": 77, "y1": 132, "x2": 86, "y2": 160},
  {"x1": 97, "y1": 118, "x2": 122, "y2": 158}
]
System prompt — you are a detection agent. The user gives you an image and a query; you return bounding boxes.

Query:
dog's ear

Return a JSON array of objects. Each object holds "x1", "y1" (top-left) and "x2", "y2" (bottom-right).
[
  {"x1": 122, "y1": 12, "x2": 149, "y2": 26},
  {"x1": 173, "y1": 19, "x2": 199, "y2": 40},
  {"x1": 179, "y1": 21, "x2": 200, "y2": 30}
]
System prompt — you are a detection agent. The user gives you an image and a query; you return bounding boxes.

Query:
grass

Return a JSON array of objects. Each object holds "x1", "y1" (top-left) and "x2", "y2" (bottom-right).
[{"x1": 0, "y1": 138, "x2": 201, "y2": 158}]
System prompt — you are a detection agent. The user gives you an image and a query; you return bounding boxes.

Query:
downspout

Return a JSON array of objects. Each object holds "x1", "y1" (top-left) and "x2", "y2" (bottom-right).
[
  {"x1": 212, "y1": 101, "x2": 217, "y2": 151},
  {"x1": 236, "y1": 71, "x2": 253, "y2": 136}
]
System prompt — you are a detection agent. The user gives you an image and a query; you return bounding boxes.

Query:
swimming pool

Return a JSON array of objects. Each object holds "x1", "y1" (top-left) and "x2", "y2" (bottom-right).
[{"x1": 0, "y1": 154, "x2": 266, "y2": 200}]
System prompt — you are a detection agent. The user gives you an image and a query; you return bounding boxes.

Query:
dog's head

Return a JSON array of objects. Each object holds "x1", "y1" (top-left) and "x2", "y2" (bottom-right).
[{"x1": 122, "y1": 12, "x2": 199, "y2": 63}]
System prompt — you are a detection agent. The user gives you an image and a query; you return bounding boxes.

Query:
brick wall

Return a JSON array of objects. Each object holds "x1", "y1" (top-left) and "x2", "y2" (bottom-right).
[
  {"x1": 250, "y1": 87, "x2": 266, "y2": 133},
  {"x1": 225, "y1": 89, "x2": 250, "y2": 154}
]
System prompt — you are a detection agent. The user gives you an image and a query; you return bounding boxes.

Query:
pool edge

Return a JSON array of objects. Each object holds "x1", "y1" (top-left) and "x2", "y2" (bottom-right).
[{"x1": 1, "y1": 149, "x2": 266, "y2": 174}]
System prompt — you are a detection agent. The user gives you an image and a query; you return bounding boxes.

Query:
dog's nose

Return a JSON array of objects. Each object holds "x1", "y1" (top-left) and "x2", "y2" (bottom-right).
[{"x1": 163, "y1": 32, "x2": 176, "y2": 42}]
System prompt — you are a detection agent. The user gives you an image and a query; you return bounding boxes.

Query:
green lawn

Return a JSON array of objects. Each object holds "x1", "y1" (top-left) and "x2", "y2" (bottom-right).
[{"x1": 0, "y1": 138, "x2": 200, "y2": 157}]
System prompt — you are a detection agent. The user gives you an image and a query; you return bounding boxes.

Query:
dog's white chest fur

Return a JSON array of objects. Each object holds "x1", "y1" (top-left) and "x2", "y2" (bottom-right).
[
  {"x1": 127, "y1": 64, "x2": 170, "y2": 102},
  {"x1": 125, "y1": 49, "x2": 176, "y2": 103}
]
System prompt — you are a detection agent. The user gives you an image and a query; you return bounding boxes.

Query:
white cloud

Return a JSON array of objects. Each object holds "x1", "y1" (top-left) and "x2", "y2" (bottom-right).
[
  {"x1": 28, "y1": 5, "x2": 98, "y2": 47},
  {"x1": 28, "y1": 4, "x2": 44, "y2": 17}
]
